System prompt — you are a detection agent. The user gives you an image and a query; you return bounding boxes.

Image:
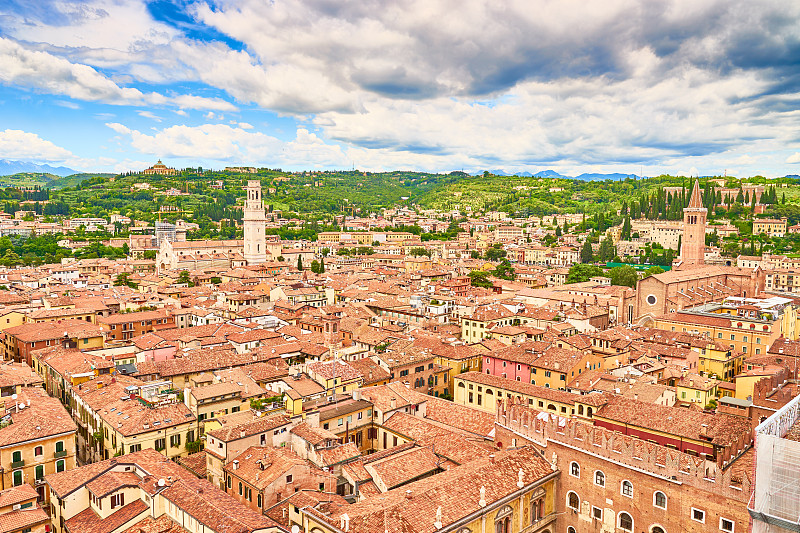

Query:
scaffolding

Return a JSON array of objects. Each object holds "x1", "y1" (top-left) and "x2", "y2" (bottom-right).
[{"x1": 750, "y1": 393, "x2": 800, "y2": 533}]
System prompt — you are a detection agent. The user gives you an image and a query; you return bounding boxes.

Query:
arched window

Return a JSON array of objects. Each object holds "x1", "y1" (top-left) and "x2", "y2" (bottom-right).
[
  {"x1": 531, "y1": 496, "x2": 544, "y2": 523},
  {"x1": 653, "y1": 491, "x2": 667, "y2": 509},
  {"x1": 594, "y1": 470, "x2": 605, "y2": 487},
  {"x1": 567, "y1": 492, "x2": 579, "y2": 511},
  {"x1": 547, "y1": 403, "x2": 556, "y2": 411},
  {"x1": 486, "y1": 388, "x2": 493, "y2": 395},
  {"x1": 651, "y1": 526, "x2": 666, "y2": 533},
  {"x1": 587, "y1": 407, "x2": 593, "y2": 417},
  {"x1": 458, "y1": 382, "x2": 465, "y2": 388},
  {"x1": 568, "y1": 528, "x2": 576, "y2": 533},
  {"x1": 494, "y1": 506, "x2": 512, "y2": 533},
  {"x1": 570, "y1": 462, "x2": 580, "y2": 477},
  {"x1": 578, "y1": 405, "x2": 584, "y2": 415},
  {"x1": 621, "y1": 480, "x2": 633, "y2": 497},
  {"x1": 619, "y1": 512, "x2": 633, "y2": 532}
]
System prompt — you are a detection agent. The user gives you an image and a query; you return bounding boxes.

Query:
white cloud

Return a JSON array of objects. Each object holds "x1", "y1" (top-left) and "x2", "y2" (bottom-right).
[
  {"x1": 137, "y1": 111, "x2": 162, "y2": 122},
  {"x1": 0, "y1": 37, "x2": 236, "y2": 111},
  {"x1": 238, "y1": 122, "x2": 254, "y2": 129},
  {"x1": 0, "y1": 129, "x2": 75, "y2": 161},
  {"x1": 105, "y1": 122, "x2": 349, "y2": 167},
  {"x1": 0, "y1": 129, "x2": 114, "y2": 170},
  {"x1": 787, "y1": 153, "x2": 800, "y2": 164}
]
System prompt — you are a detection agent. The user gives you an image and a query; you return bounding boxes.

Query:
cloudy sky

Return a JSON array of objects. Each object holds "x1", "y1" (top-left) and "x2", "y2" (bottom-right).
[{"x1": 1, "y1": 0, "x2": 799, "y2": 176}]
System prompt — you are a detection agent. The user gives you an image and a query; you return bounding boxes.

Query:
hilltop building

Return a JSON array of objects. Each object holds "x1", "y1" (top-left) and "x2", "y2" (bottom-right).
[{"x1": 142, "y1": 159, "x2": 178, "y2": 176}]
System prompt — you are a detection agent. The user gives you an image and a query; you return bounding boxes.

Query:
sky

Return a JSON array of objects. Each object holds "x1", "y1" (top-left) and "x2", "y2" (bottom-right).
[{"x1": 1, "y1": 0, "x2": 799, "y2": 177}]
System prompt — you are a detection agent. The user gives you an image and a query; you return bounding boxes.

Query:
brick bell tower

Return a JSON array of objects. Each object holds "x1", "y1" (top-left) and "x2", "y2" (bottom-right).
[{"x1": 680, "y1": 180, "x2": 706, "y2": 267}]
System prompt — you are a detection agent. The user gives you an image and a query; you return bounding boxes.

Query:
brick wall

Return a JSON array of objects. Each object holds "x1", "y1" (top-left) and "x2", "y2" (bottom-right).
[{"x1": 495, "y1": 400, "x2": 751, "y2": 533}]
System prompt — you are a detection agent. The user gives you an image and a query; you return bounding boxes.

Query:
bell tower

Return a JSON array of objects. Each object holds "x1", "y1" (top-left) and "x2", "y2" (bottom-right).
[
  {"x1": 243, "y1": 180, "x2": 267, "y2": 264},
  {"x1": 680, "y1": 180, "x2": 706, "y2": 267}
]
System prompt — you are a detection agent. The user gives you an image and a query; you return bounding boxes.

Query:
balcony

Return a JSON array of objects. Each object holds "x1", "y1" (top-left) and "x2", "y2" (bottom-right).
[
  {"x1": 54, "y1": 450, "x2": 67, "y2": 459},
  {"x1": 11, "y1": 459, "x2": 24, "y2": 468}
]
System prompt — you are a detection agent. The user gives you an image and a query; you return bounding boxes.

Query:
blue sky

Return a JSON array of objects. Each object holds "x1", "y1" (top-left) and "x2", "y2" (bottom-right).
[{"x1": 1, "y1": 0, "x2": 800, "y2": 177}]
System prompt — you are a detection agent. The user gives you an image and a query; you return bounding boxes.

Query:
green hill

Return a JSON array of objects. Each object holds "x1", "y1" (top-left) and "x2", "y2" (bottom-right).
[{"x1": 49, "y1": 173, "x2": 114, "y2": 189}]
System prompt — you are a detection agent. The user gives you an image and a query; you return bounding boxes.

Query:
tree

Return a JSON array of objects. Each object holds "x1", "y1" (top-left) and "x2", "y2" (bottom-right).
[
  {"x1": 598, "y1": 237, "x2": 616, "y2": 262},
  {"x1": 410, "y1": 247, "x2": 431, "y2": 257},
  {"x1": 310, "y1": 260, "x2": 320, "y2": 273},
  {"x1": 580, "y1": 240, "x2": 594, "y2": 263},
  {"x1": 484, "y1": 244, "x2": 507, "y2": 261},
  {"x1": 114, "y1": 272, "x2": 138, "y2": 289},
  {"x1": 493, "y1": 260, "x2": 516, "y2": 280},
  {"x1": 608, "y1": 265, "x2": 638, "y2": 288},
  {"x1": 319, "y1": 257, "x2": 325, "y2": 273},
  {"x1": 622, "y1": 217, "x2": 631, "y2": 240},
  {"x1": 643, "y1": 266, "x2": 665, "y2": 278},
  {"x1": 566, "y1": 264, "x2": 603, "y2": 284},
  {"x1": 297, "y1": 255, "x2": 303, "y2": 271},
  {"x1": 468, "y1": 270, "x2": 493, "y2": 288},
  {"x1": 177, "y1": 270, "x2": 191, "y2": 285},
  {"x1": 555, "y1": 225, "x2": 562, "y2": 237}
]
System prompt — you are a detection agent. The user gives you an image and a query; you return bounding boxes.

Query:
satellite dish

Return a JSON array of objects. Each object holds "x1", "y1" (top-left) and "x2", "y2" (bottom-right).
[{"x1": 11, "y1": 394, "x2": 17, "y2": 400}]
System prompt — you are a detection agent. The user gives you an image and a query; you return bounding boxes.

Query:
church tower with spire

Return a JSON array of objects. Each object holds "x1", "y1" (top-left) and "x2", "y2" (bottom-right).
[{"x1": 680, "y1": 180, "x2": 707, "y2": 267}]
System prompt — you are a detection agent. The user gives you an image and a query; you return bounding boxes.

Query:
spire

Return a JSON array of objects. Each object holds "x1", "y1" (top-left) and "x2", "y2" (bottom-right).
[{"x1": 688, "y1": 179, "x2": 703, "y2": 209}]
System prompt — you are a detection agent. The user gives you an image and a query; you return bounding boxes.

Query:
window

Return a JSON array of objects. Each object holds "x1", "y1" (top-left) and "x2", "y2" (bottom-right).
[
  {"x1": 568, "y1": 528, "x2": 576, "y2": 533},
  {"x1": 592, "y1": 506, "x2": 603, "y2": 521},
  {"x1": 226, "y1": 476, "x2": 231, "y2": 489},
  {"x1": 620, "y1": 480, "x2": 633, "y2": 497},
  {"x1": 35, "y1": 465, "x2": 44, "y2": 481},
  {"x1": 494, "y1": 506, "x2": 512, "y2": 533},
  {"x1": 238, "y1": 482, "x2": 243, "y2": 496},
  {"x1": 13, "y1": 470, "x2": 22, "y2": 486},
  {"x1": 530, "y1": 496, "x2": 544, "y2": 522},
  {"x1": 56, "y1": 441, "x2": 64, "y2": 453},
  {"x1": 569, "y1": 461, "x2": 580, "y2": 477},
  {"x1": 286, "y1": 474, "x2": 293, "y2": 483},
  {"x1": 56, "y1": 460, "x2": 65, "y2": 473},
  {"x1": 258, "y1": 494, "x2": 262, "y2": 507},
  {"x1": 651, "y1": 527, "x2": 666, "y2": 533},
  {"x1": 129, "y1": 444, "x2": 141, "y2": 453},
  {"x1": 110, "y1": 493, "x2": 125, "y2": 509},
  {"x1": 594, "y1": 470, "x2": 605, "y2": 486},
  {"x1": 618, "y1": 512, "x2": 633, "y2": 532},
  {"x1": 155, "y1": 438, "x2": 165, "y2": 450},
  {"x1": 720, "y1": 518, "x2": 734, "y2": 532},
  {"x1": 654, "y1": 491, "x2": 666, "y2": 509},
  {"x1": 567, "y1": 492, "x2": 579, "y2": 511},
  {"x1": 691, "y1": 508, "x2": 705, "y2": 523},
  {"x1": 170, "y1": 434, "x2": 181, "y2": 447}
]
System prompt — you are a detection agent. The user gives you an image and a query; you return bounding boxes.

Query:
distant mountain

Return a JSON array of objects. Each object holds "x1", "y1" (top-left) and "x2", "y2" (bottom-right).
[
  {"x1": 573, "y1": 172, "x2": 640, "y2": 181},
  {"x1": 532, "y1": 170, "x2": 568, "y2": 179},
  {"x1": 0, "y1": 159, "x2": 77, "y2": 177}
]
